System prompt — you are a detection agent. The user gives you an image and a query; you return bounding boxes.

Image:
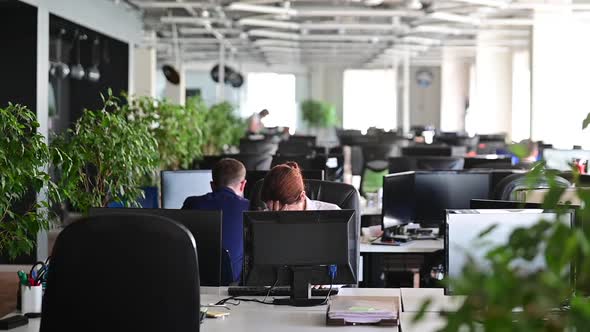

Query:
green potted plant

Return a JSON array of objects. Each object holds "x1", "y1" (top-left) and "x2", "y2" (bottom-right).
[
  {"x1": 0, "y1": 104, "x2": 62, "y2": 259},
  {"x1": 301, "y1": 99, "x2": 337, "y2": 128},
  {"x1": 199, "y1": 101, "x2": 246, "y2": 156},
  {"x1": 124, "y1": 95, "x2": 205, "y2": 171},
  {"x1": 51, "y1": 91, "x2": 158, "y2": 214}
]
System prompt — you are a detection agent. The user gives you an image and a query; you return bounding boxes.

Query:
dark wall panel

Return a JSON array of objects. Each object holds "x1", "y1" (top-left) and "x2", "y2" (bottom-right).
[{"x1": 0, "y1": 0, "x2": 37, "y2": 112}]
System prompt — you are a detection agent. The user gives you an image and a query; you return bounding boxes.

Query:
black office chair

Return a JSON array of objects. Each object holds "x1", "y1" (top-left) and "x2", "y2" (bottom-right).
[
  {"x1": 360, "y1": 144, "x2": 396, "y2": 195},
  {"x1": 492, "y1": 173, "x2": 571, "y2": 200},
  {"x1": 41, "y1": 214, "x2": 200, "y2": 332}
]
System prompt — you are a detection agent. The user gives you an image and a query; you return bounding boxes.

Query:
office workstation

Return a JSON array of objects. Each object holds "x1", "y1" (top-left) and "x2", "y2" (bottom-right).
[{"x1": 3, "y1": 0, "x2": 590, "y2": 330}]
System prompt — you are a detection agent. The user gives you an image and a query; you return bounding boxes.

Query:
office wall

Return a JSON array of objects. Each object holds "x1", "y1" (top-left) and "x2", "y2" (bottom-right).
[
  {"x1": 0, "y1": 1, "x2": 37, "y2": 111},
  {"x1": 410, "y1": 66, "x2": 441, "y2": 128},
  {"x1": 1, "y1": 0, "x2": 143, "y2": 263}
]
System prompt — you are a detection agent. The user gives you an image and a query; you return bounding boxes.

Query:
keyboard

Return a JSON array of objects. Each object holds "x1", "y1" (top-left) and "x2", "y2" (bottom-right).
[{"x1": 228, "y1": 286, "x2": 339, "y2": 297}]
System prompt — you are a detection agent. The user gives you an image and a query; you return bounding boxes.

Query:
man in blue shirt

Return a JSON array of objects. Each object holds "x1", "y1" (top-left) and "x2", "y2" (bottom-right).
[{"x1": 182, "y1": 158, "x2": 249, "y2": 283}]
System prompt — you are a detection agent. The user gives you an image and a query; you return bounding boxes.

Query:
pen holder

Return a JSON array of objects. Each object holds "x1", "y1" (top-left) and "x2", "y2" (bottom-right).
[{"x1": 20, "y1": 285, "x2": 42, "y2": 314}]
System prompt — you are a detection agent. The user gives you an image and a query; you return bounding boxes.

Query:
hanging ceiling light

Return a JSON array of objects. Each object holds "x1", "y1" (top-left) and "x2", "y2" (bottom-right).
[
  {"x1": 70, "y1": 30, "x2": 86, "y2": 80},
  {"x1": 49, "y1": 28, "x2": 70, "y2": 79},
  {"x1": 87, "y1": 37, "x2": 101, "y2": 82}
]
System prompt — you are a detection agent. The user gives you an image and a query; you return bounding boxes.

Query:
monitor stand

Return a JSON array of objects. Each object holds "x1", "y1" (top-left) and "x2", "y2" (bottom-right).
[{"x1": 272, "y1": 267, "x2": 326, "y2": 307}]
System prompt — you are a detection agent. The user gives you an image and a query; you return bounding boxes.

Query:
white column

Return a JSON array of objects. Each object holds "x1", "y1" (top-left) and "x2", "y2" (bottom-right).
[
  {"x1": 163, "y1": 66, "x2": 186, "y2": 105},
  {"x1": 440, "y1": 47, "x2": 472, "y2": 133},
  {"x1": 471, "y1": 31, "x2": 513, "y2": 137},
  {"x1": 402, "y1": 50, "x2": 411, "y2": 134},
  {"x1": 217, "y1": 43, "x2": 226, "y2": 103},
  {"x1": 531, "y1": 9, "x2": 590, "y2": 148},
  {"x1": 36, "y1": 5, "x2": 50, "y2": 261},
  {"x1": 133, "y1": 47, "x2": 156, "y2": 97}
]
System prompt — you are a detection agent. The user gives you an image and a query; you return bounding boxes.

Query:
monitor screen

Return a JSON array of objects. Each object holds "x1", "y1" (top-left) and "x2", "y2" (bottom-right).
[
  {"x1": 161, "y1": 170, "x2": 212, "y2": 209},
  {"x1": 543, "y1": 149, "x2": 590, "y2": 171},
  {"x1": 415, "y1": 172, "x2": 490, "y2": 224},
  {"x1": 445, "y1": 209, "x2": 573, "y2": 295},
  {"x1": 243, "y1": 210, "x2": 357, "y2": 287},
  {"x1": 382, "y1": 172, "x2": 416, "y2": 228}
]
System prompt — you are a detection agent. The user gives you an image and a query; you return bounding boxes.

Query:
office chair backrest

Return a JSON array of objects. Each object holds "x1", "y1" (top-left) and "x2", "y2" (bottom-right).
[
  {"x1": 362, "y1": 143, "x2": 396, "y2": 163},
  {"x1": 41, "y1": 214, "x2": 200, "y2": 332},
  {"x1": 492, "y1": 173, "x2": 571, "y2": 200}
]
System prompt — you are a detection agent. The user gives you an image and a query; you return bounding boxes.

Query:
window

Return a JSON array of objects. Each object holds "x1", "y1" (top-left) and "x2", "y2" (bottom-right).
[
  {"x1": 244, "y1": 72, "x2": 297, "y2": 131},
  {"x1": 343, "y1": 69, "x2": 397, "y2": 131}
]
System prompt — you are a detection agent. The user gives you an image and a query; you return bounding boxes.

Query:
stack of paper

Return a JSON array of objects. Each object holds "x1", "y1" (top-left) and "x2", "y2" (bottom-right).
[{"x1": 327, "y1": 296, "x2": 399, "y2": 325}]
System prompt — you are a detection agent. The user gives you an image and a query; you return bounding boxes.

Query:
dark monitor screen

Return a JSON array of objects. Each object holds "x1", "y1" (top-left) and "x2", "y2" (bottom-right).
[
  {"x1": 382, "y1": 171, "x2": 492, "y2": 228},
  {"x1": 470, "y1": 199, "x2": 545, "y2": 209},
  {"x1": 89, "y1": 208, "x2": 222, "y2": 286},
  {"x1": 415, "y1": 172, "x2": 490, "y2": 224},
  {"x1": 243, "y1": 210, "x2": 357, "y2": 290},
  {"x1": 402, "y1": 146, "x2": 453, "y2": 157},
  {"x1": 382, "y1": 172, "x2": 416, "y2": 228},
  {"x1": 464, "y1": 156, "x2": 513, "y2": 169},
  {"x1": 161, "y1": 170, "x2": 212, "y2": 209}
]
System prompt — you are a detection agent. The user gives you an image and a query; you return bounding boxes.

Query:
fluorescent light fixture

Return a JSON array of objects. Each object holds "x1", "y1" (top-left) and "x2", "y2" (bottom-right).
[{"x1": 429, "y1": 12, "x2": 481, "y2": 25}]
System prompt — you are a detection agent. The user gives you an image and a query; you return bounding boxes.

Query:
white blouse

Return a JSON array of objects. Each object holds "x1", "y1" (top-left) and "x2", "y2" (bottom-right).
[{"x1": 305, "y1": 196, "x2": 341, "y2": 211}]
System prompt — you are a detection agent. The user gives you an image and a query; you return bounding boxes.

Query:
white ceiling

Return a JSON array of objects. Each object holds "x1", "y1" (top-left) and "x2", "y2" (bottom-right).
[{"x1": 113, "y1": 0, "x2": 588, "y2": 68}]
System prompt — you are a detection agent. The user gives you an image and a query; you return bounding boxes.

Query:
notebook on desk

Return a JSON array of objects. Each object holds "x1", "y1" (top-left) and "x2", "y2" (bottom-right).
[{"x1": 327, "y1": 296, "x2": 400, "y2": 326}]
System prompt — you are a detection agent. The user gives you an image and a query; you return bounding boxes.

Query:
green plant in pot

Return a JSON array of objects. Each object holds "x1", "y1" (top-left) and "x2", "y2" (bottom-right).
[
  {"x1": 301, "y1": 99, "x2": 337, "y2": 128},
  {"x1": 413, "y1": 140, "x2": 590, "y2": 330},
  {"x1": 199, "y1": 100, "x2": 246, "y2": 156},
  {"x1": 51, "y1": 91, "x2": 158, "y2": 215},
  {"x1": 0, "y1": 104, "x2": 62, "y2": 259},
  {"x1": 124, "y1": 95, "x2": 205, "y2": 172}
]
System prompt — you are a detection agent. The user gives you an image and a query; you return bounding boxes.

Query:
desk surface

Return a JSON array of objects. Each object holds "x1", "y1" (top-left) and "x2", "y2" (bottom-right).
[
  {"x1": 360, "y1": 239, "x2": 444, "y2": 254},
  {"x1": 7, "y1": 287, "x2": 466, "y2": 332},
  {"x1": 401, "y1": 288, "x2": 465, "y2": 313}
]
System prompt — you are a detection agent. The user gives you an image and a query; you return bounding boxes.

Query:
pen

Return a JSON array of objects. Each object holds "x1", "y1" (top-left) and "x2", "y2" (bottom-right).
[{"x1": 28, "y1": 276, "x2": 36, "y2": 287}]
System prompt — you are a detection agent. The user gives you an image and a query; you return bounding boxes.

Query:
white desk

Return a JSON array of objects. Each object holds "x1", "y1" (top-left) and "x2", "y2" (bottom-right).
[
  {"x1": 401, "y1": 288, "x2": 465, "y2": 313},
  {"x1": 360, "y1": 239, "x2": 444, "y2": 254},
  {"x1": 6, "y1": 288, "x2": 403, "y2": 332}
]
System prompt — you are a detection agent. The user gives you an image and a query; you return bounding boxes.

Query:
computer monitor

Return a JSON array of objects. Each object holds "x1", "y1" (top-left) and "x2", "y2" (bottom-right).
[
  {"x1": 388, "y1": 157, "x2": 464, "y2": 173},
  {"x1": 470, "y1": 199, "x2": 545, "y2": 209},
  {"x1": 243, "y1": 210, "x2": 357, "y2": 306},
  {"x1": 381, "y1": 171, "x2": 491, "y2": 229},
  {"x1": 464, "y1": 156, "x2": 513, "y2": 169},
  {"x1": 382, "y1": 172, "x2": 416, "y2": 229},
  {"x1": 415, "y1": 172, "x2": 490, "y2": 224},
  {"x1": 445, "y1": 209, "x2": 573, "y2": 295},
  {"x1": 161, "y1": 170, "x2": 212, "y2": 209},
  {"x1": 402, "y1": 145, "x2": 454, "y2": 157},
  {"x1": 89, "y1": 208, "x2": 222, "y2": 286},
  {"x1": 244, "y1": 170, "x2": 325, "y2": 199}
]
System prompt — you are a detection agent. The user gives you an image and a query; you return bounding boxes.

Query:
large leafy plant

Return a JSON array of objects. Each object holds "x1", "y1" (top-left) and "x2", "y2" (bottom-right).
[
  {"x1": 123, "y1": 95, "x2": 204, "y2": 171},
  {"x1": 415, "y1": 140, "x2": 590, "y2": 330},
  {"x1": 301, "y1": 99, "x2": 337, "y2": 128},
  {"x1": 200, "y1": 100, "x2": 246, "y2": 155},
  {"x1": 0, "y1": 104, "x2": 61, "y2": 258},
  {"x1": 51, "y1": 92, "x2": 158, "y2": 214}
]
